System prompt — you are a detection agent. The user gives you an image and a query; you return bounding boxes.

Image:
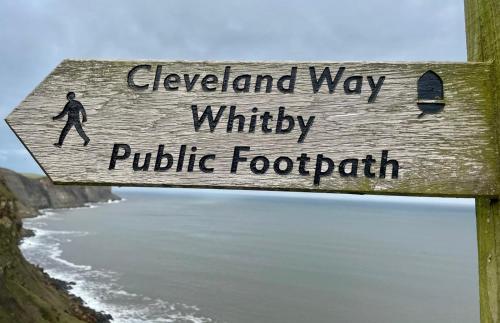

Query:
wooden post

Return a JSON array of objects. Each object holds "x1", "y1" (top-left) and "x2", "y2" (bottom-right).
[{"x1": 465, "y1": 0, "x2": 500, "y2": 322}]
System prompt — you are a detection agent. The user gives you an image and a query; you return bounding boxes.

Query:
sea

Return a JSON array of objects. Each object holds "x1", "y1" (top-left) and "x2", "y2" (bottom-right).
[{"x1": 20, "y1": 189, "x2": 479, "y2": 323}]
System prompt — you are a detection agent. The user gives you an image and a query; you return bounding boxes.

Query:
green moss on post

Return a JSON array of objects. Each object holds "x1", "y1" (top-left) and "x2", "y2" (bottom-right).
[
  {"x1": 477, "y1": 198, "x2": 500, "y2": 323},
  {"x1": 465, "y1": 0, "x2": 500, "y2": 322}
]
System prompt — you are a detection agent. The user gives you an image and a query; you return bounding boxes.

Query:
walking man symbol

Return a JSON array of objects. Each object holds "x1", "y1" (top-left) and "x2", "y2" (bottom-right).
[{"x1": 53, "y1": 92, "x2": 90, "y2": 147}]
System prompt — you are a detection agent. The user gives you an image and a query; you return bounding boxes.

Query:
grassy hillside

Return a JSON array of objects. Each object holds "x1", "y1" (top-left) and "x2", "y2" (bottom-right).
[{"x1": 0, "y1": 174, "x2": 111, "y2": 322}]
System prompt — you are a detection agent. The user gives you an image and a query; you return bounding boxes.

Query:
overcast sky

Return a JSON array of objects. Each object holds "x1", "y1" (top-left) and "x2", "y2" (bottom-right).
[{"x1": 0, "y1": 0, "x2": 467, "y2": 174}]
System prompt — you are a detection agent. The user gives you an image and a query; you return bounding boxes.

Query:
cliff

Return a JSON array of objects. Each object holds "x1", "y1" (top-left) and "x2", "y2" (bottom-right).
[
  {"x1": 0, "y1": 168, "x2": 117, "y2": 322},
  {"x1": 0, "y1": 168, "x2": 119, "y2": 217}
]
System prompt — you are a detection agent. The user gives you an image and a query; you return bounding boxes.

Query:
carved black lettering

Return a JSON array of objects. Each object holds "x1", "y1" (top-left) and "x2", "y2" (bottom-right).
[
  {"x1": 277, "y1": 67, "x2": 297, "y2": 93},
  {"x1": 274, "y1": 156, "x2": 293, "y2": 175},
  {"x1": 201, "y1": 74, "x2": 218, "y2": 91},
  {"x1": 249, "y1": 107, "x2": 258, "y2": 133},
  {"x1": 260, "y1": 112, "x2": 273, "y2": 133},
  {"x1": 362, "y1": 155, "x2": 376, "y2": 178},
  {"x1": 153, "y1": 65, "x2": 163, "y2": 91},
  {"x1": 133, "y1": 152, "x2": 151, "y2": 171},
  {"x1": 297, "y1": 116, "x2": 315, "y2": 143},
  {"x1": 339, "y1": 158, "x2": 358, "y2": 177},
  {"x1": 233, "y1": 74, "x2": 251, "y2": 93},
  {"x1": 314, "y1": 154, "x2": 334, "y2": 185},
  {"x1": 231, "y1": 146, "x2": 250, "y2": 173},
  {"x1": 379, "y1": 150, "x2": 399, "y2": 178},
  {"x1": 199, "y1": 154, "x2": 216, "y2": 173},
  {"x1": 297, "y1": 153, "x2": 311, "y2": 175},
  {"x1": 176, "y1": 145, "x2": 186, "y2": 172},
  {"x1": 127, "y1": 65, "x2": 151, "y2": 90},
  {"x1": 255, "y1": 75, "x2": 273, "y2": 93},
  {"x1": 184, "y1": 74, "x2": 200, "y2": 91},
  {"x1": 109, "y1": 144, "x2": 131, "y2": 170},
  {"x1": 367, "y1": 76, "x2": 385, "y2": 103},
  {"x1": 227, "y1": 106, "x2": 245, "y2": 132},
  {"x1": 343, "y1": 76, "x2": 362, "y2": 94},
  {"x1": 191, "y1": 105, "x2": 226, "y2": 132},
  {"x1": 250, "y1": 156, "x2": 270, "y2": 174},
  {"x1": 188, "y1": 146, "x2": 197, "y2": 172},
  {"x1": 164, "y1": 74, "x2": 180, "y2": 90},
  {"x1": 154, "y1": 145, "x2": 174, "y2": 171},
  {"x1": 276, "y1": 107, "x2": 294, "y2": 134},
  {"x1": 222, "y1": 66, "x2": 231, "y2": 92},
  {"x1": 309, "y1": 66, "x2": 345, "y2": 93}
]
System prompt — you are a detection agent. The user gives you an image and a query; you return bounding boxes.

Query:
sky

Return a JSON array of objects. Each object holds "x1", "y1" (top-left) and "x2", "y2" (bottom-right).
[{"x1": 0, "y1": 0, "x2": 467, "y2": 174}]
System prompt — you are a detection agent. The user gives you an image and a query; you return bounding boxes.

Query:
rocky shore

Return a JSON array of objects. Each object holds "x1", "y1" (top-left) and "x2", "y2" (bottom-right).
[{"x1": 0, "y1": 167, "x2": 120, "y2": 322}]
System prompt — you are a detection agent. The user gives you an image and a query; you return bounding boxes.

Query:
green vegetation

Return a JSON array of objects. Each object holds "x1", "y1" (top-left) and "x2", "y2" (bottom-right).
[{"x1": 0, "y1": 174, "x2": 112, "y2": 322}]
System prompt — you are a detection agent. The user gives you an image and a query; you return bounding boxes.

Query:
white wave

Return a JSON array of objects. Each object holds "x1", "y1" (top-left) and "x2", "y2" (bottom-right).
[
  {"x1": 51, "y1": 252, "x2": 92, "y2": 271},
  {"x1": 20, "y1": 206, "x2": 216, "y2": 323},
  {"x1": 30, "y1": 210, "x2": 55, "y2": 220},
  {"x1": 36, "y1": 198, "x2": 125, "y2": 214},
  {"x1": 84, "y1": 198, "x2": 125, "y2": 208},
  {"x1": 66, "y1": 205, "x2": 93, "y2": 210},
  {"x1": 27, "y1": 228, "x2": 89, "y2": 237},
  {"x1": 109, "y1": 289, "x2": 138, "y2": 297}
]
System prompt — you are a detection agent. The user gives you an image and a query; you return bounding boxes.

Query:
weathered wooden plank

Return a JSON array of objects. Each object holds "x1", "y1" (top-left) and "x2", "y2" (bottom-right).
[
  {"x1": 476, "y1": 197, "x2": 500, "y2": 323},
  {"x1": 466, "y1": 0, "x2": 500, "y2": 321},
  {"x1": 5, "y1": 60, "x2": 497, "y2": 196}
]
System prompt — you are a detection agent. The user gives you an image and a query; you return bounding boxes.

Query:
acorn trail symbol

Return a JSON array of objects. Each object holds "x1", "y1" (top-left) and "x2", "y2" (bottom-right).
[{"x1": 417, "y1": 70, "x2": 445, "y2": 118}]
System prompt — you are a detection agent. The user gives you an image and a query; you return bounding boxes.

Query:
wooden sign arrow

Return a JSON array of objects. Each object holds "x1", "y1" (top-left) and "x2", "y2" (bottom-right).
[{"x1": 5, "y1": 59, "x2": 497, "y2": 197}]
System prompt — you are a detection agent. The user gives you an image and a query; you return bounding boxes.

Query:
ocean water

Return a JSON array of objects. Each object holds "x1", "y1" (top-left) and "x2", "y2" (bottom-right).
[{"x1": 20, "y1": 190, "x2": 478, "y2": 323}]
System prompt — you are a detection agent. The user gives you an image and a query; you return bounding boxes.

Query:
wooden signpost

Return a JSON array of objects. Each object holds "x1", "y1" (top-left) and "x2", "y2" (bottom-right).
[
  {"x1": 4, "y1": 0, "x2": 499, "y2": 321},
  {"x1": 466, "y1": 0, "x2": 500, "y2": 322},
  {"x1": 4, "y1": 61, "x2": 497, "y2": 196}
]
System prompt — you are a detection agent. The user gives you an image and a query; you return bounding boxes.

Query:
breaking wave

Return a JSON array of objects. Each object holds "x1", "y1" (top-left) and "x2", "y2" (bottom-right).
[{"x1": 20, "y1": 203, "x2": 216, "y2": 323}]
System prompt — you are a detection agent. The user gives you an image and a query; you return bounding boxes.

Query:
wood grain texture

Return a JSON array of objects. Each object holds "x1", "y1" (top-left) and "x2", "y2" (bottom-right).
[
  {"x1": 4, "y1": 60, "x2": 497, "y2": 196},
  {"x1": 466, "y1": 0, "x2": 500, "y2": 321},
  {"x1": 477, "y1": 197, "x2": 500, "y2": 323}
]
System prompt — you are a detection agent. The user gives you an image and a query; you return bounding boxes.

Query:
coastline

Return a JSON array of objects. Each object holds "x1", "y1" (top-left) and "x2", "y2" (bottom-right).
[
  {"x1": 19, "y1": 199, "x2": 124, "y2": 323},
  {"x1": 0, "y1": 168, "x2": 123, "y2": 322},
  {"x1": 15, "y1": 188, "x2": 480, "y2": 323},
  {"x1": 21, "y1": 194, "x2": 220, "y2": 323},
  {"x1": 34, "y1": 265, "x2": 113, "y2": 323}
]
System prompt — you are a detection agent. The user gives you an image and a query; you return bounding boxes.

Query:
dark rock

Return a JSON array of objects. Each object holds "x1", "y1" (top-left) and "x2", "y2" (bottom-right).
[
  {"x1": 0, "y1": 167, "x2": 118, "y2": 322},
  {"x1": 19, "y1": 227, "x2": 35, "y2": 241}
]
